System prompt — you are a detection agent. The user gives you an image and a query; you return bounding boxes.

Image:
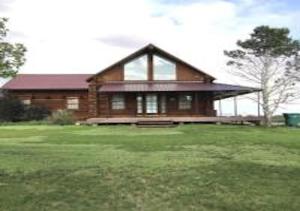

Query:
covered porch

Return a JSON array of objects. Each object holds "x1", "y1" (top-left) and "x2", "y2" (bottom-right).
[{"x1": 89, "y1": 81, "x2": 262, "y2": 124}]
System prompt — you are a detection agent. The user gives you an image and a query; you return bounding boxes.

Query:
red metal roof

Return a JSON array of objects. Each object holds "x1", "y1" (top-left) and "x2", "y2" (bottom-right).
[
  {"x1": 2, "y1": 74, "x2": 92, "y2": 90},
  {"x1": 99, "y1": 82, "x2": 260, "y2": 93}
]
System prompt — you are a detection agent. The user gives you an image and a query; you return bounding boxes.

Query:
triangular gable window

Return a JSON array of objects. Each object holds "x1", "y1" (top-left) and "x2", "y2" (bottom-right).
[
  {"x1": 153, "y1": 55, "x2": 176, "y2": 80},
  {"x1": 124, "y1": 55, "x2": 148, "y2": 80}
]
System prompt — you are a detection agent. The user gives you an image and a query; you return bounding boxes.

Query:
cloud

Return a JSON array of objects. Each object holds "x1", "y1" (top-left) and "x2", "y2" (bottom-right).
[
  {"x1": 0, "y1": 0, "x2": 14, "y2": 12},
  {"x1": 154, "y1": 0, "x2": 205, "y2": 5},
  {"x1": 6, "y1": 30, "x2": 27, "y2": 42},
  {"x1": 96, "y1": 35, "x2": 148, "y2": 49}
]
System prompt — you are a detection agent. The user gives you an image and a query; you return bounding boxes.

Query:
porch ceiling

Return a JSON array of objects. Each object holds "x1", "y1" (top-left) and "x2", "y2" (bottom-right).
[{"x1": 98, "y1": 82, "x2": 260, "y2": 99}]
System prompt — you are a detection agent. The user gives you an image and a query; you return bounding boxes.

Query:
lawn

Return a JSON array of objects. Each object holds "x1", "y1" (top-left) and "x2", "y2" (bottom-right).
[{"x1": 0, "y1": 124, "x2": 300, "y2": 211}]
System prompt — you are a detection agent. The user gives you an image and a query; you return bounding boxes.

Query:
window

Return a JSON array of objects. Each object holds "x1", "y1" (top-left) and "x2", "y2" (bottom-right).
[
  {"x1": 67, "y1": 97, "x2": 79, "y2": 110},
  {"x1": 160, "y1": 95, "x2": 166, "y2": 114},
  {"x1": 22, "y1": 99, "x2": 31, "y2": 105},
  {"x1": 136, "y1": 95, "x2": 143, "y2": 114},
  {"x1": 124, "y1": 55, "x2": 148, "y2": 80},
  {"x1": 112, "y1": 94, "x2": 125, "y2": 110},
  {"x1": 146, "y1": 94, "x2": 158, "y2": 114},
  {"x1": 179, "y1": 94, "x2": 192, "y2": 110},
  {"x1": 153, "y1": 55, "x2": 176, "y2": 80}
]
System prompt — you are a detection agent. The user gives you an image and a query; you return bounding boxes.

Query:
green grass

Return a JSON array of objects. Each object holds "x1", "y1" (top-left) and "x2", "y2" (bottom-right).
[{"x1": 0, "y1": 124, "x2": 300, "y2": 211}]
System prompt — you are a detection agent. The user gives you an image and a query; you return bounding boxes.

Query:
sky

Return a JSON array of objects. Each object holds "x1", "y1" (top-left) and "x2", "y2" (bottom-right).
[{"x1": 0, "y1": 0, "x2": 300, "y2": 115}]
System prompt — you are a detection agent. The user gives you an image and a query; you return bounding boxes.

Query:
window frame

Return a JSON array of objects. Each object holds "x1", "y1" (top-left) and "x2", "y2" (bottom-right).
[
  {"x1": 178, "y1": 94, "x2": 193, "y2": 110},
  {"x1": 160, "y1": 94, "x2": 167, "y2": 114},
  {"x1": 66, "y1": 97, "x2": 79, "y2": 110},
  {"x1": 22, "y1": 99, "x2": 31, "y2": 105},
  {"x1": 153, "y1": 54, "x2": 176, "y2": 81},
  {"x1": 146, "y1": 94, "x2": 158, "y2": 114},
  {"x1": 136, "y1": 94, "x2": 143, "y2": 114},
  {"x1": 124, "y1": 55, "x2": 148, "y2": 81},
  {"x1": 111, "y1": 94, "x2": 125, "y2": 110}
]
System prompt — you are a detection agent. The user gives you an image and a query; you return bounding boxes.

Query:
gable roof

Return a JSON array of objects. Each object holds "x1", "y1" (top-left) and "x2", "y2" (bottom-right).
[
  {"x1": 87, "y1": 44, "x2": 216, "y2": 81},
  {"x1": 2, "y1": 74, "x2": 92, "y2": 90}
]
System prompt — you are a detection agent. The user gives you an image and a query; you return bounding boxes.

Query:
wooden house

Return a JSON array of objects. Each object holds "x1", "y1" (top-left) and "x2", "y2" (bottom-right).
[{"x1": 1, "y1": 44, "x2": 260, "y2": 123}]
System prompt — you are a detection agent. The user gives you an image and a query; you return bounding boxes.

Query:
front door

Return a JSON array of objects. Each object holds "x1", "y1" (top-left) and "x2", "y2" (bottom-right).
[
  {"x1": 146, "y1": 94, "x2": 158, "y2": 114},
  {"x1": 136, "y1": 93, "x2": 167, "y2": 116}
]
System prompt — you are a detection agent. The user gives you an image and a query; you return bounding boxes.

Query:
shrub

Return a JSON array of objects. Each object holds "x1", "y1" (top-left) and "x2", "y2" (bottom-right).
[
  {"x1": 0, "y1": 120, "x2": 50, "y2": 126},
  {"x1": 23, "y1": 105, "x2": 51, "y2": 121},
  {"x1": 0, "y1": 96, "x2": 25, "y2": 122},
  {"x1": 0, "y1": 94, "x2": 51, "y2": 122},
  {"x1": 48, "y1": 110, "x2": 75, "y2": 125}
]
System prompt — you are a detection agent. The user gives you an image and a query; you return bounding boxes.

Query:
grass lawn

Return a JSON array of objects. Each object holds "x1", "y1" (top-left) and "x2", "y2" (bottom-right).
[{"x1": 0, "y1": 124, "x2": 300, "y2": 211}]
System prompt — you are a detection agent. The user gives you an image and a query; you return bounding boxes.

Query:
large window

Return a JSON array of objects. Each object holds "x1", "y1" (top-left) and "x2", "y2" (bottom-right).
[
  {"x1": 146, "y1": 94, "x2": 158, "y2": 114},
  {"x1": 136, "y1": 95, "x2": 143, "y2": 114},
  {"x1": 153, "y1": 55, "x2": 176, "y2": 80},
  {"x1": 67, "y1": 97, "x2": 79, "y2": 110},
  {"x1": 112, "y1": 94, "x2": 125, "y2": 110},
  {"x1": 124, "y1": 55, "x2": 148, "y2": 80},
  {"x1": 179, "y1": 94, "x2": 192, "y2": 110}
]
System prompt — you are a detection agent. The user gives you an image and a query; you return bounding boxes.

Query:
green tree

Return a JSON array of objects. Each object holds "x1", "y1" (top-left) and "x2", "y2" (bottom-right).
[
  {"x1": 224, "y1": 26, "x2": 300, "y2": 126},
  {"x1": 0, "y1": 17, "x2": 26, "y2": 78}
]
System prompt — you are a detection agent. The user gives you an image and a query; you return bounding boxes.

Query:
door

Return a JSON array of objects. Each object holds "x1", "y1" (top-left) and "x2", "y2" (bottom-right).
[
  {"x1": 160, "y1": 94, "x2": 166, "y2": 114},
  {"x1": 146, "y1": 94, "x2": 158, "y2": 114},
  {"x1": 136, "y1": 94, "x2": 143, "y2": 114}
]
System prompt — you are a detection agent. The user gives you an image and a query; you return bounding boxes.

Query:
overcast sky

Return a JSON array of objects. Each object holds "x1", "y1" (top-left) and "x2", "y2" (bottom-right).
[{"x1": 1, "y1": 0, "x2": 299, "y2": 115}]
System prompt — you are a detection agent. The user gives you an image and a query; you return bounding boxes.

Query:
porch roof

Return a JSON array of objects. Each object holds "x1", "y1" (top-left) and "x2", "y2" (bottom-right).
[{"x1": 98, "y1": 82, "x2": 261, "y2": 99}]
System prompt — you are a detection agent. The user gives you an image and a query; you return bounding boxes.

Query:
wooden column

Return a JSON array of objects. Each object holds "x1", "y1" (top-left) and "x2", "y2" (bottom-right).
[
  {"x1": 107, "y1": 94, "x2": 111, "y2": 117},
  {"x1": 148, "y1": 53, "x2": 153, "y2": 81},
  {"x1": 195, "y1": 92, "x2": 199, "y2": 114},
  {"x1": 88, "y1": 79, "x2": 98, "y2": 118}
]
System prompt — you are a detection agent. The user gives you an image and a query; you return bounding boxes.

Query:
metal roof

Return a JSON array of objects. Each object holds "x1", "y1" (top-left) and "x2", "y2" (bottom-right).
[
  {"x1": 2, "y1": 74, "x2": 92, "y2": 90},
  {"x1": 99, "y1": 81, "x2": 259, "y2": 92},
  {"x1": 98, "y1": 82, "x2": 261, "y2": 99}
]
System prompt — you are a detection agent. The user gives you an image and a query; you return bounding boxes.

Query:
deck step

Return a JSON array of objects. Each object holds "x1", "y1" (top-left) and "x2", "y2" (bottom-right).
[{"x1": 136, "y1": 120, "x2": 175, "y2": 128}]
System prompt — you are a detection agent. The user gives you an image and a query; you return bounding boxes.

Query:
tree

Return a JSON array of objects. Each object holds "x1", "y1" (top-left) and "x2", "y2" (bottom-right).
[
  {"x1": 0, "y1": 94, "x2": 25, "y2": 122},
  {"x1": 224, "y1": 26, "x2": 300, "y2": 126},
  {"x1": 0, "y1": 17, "x2": 26, "y2": 78}
]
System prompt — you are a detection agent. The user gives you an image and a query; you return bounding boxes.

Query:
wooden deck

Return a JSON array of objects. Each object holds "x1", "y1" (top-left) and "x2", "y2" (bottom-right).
[{"x1": 86, "y1": 116, "x2": 263, "y2": 125}]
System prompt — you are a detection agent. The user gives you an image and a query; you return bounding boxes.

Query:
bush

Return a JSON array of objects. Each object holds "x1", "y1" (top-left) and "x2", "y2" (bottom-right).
[
  {"x1": 23, "y1": 105, "x2": 51, "y2": 121},
  {"x1": 0, "y1": 95, "x2": 51, "y2": 122},
  {"x1": 0, "y1": 96, "x2": 25, "y2": 122},
  {"x1": 0, "y1": 120, "x2": 50, "y2": 126},
  {"x1": 48, "y1": 110, "x2": 75, "y2": 125}
]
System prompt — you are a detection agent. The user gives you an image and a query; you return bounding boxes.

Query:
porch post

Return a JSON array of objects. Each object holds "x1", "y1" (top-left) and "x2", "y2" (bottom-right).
[
  {"x1": 218, "y1": 99, "x2": 222, "y2": 116},
  {"x1": 88, "y1": 79, "x2": 98, "y2": 118},
  {"x1": 234, "y1": 96, "x2": 238, "y2": 116},
  {"x1": 195, "y1": 92, "x2": 199, "y2": 114}
]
